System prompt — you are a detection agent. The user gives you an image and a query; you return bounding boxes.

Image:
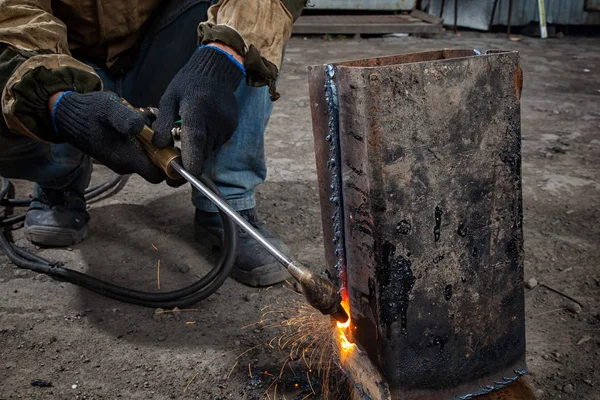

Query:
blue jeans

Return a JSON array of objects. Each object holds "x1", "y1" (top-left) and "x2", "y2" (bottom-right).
[{"x1": 0, "y1": 0, "x2": 271, "y2": 212}]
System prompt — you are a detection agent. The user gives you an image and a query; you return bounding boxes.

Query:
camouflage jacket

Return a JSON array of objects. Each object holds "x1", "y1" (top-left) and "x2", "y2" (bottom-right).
[{"x1": 0, "y1": 0, "x2": 306, "y2": 142}]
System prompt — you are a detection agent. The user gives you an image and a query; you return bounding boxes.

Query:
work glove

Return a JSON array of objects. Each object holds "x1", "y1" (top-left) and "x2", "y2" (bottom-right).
[
  {"x1": 152, "y1": 45, "x2": 245, "y2": 177},
  {"x1": 52, "y1": 91, "x2": 165, "y2": 184}
]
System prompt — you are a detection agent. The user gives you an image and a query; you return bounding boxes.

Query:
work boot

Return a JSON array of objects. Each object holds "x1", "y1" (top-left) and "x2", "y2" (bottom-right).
[
  {"x1": 194, "y1": 208, "x2": 292, "y2": 287},
  {"x1": 25, "y1": 185, "x2": 89, "y2": 247}
]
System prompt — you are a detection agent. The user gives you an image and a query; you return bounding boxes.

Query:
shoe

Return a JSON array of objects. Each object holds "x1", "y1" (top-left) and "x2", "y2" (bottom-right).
[
  {"x1": 194, "y1": 208, "x2": 292, "y2": 287},
  {"x1": 25, "y1": 185, "x2": 89, "y2": 247}
]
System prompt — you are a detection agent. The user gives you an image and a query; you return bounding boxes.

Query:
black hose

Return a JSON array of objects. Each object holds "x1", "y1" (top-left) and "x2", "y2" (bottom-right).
[
  {"x1": 0, "y1": 175, "x2": 237, "y2": 309},
  {"x1": 0, "y1": 174, "x2": 123, "y2": 207}
]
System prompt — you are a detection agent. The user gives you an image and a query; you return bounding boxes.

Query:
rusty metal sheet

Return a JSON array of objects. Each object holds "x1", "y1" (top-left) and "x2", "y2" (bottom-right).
[{"x1": 309, "y1": 49, "x2": 526, "y2": 399}]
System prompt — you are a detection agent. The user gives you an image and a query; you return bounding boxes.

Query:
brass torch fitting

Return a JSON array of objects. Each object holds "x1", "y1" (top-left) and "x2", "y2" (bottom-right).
[
  {"x1": 287, "y1": 260, "x2": 349, "y2": 324},
  {"x1": 136, "y1": 125, "x2": 182, "y2": 180}
]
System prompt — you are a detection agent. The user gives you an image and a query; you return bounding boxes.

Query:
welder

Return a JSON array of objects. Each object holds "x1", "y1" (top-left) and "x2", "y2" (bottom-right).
[{"x1": 0, "y1": 0, "x2": 307, "y2": 288}]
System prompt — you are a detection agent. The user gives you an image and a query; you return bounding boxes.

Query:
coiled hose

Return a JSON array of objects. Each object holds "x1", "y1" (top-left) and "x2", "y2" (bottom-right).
[{"x1": 0, "y1": 174, "x2": 237, "y2": 308}]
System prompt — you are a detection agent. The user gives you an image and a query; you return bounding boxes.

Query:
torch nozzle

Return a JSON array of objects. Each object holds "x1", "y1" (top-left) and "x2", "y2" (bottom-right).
[{"x1": 287, "y1": 261, "x2": 349, "y2": 324}]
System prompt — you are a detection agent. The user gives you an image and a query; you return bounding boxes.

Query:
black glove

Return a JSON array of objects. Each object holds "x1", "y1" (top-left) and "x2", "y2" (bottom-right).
[
  {"x1": 52, "y1": 91, "x2": 165, "y2": 183},
  {"x1": 152, "y1": 46, "x2": 244, "y2": 177}
]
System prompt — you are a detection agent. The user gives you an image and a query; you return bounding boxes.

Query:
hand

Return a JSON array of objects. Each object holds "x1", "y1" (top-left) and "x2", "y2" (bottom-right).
[
  {"x1": 50, "y1": 91, "x2": 165, "y2": 183},
  {"x1": 152, "y1": 45, "x2": 245, "y2": 177}
]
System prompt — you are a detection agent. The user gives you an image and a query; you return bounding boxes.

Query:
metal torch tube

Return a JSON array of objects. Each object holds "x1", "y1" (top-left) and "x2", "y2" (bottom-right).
[{"x1": 170, "y1": 161, "x2": 305, "y2": 277}]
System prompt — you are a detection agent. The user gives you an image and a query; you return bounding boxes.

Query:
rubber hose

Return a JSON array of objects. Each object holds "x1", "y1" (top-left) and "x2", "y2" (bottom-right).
[{"x1": 0, "y1": 174, "x2": 237, "y2": 309}]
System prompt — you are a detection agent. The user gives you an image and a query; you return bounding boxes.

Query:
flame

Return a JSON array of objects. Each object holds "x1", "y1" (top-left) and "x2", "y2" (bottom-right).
[{"x1": 336, "y1": 298, "x2": 356, "y2": 353}]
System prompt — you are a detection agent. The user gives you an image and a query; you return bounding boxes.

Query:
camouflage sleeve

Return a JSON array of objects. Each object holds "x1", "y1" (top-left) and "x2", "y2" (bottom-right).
[
  {"x1": 0, "y1": 0, "x2": 102, "y2": 142},
  {"x1": 197, "y1": 0, "x2": 307, "y2": 101}
]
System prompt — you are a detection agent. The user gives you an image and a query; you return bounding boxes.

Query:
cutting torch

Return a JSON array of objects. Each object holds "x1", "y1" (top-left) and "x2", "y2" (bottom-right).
[{"x1": 136, "y1": 123, "x2": 349, "y2": 324}]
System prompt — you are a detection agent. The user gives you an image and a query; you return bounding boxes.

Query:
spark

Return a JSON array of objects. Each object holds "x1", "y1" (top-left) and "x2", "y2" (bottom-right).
[
  {"x1": 240, "y1": 297, "x2": 355, "y2": 399},
  {"x1": 151, "y1": 244, "x2": 158, "y2": 250},
  {"x1": 288, "y1": 362, "x2": 298, "y2": 377},
  {"x1": 155, "y1": 308, "x2": 198, "y2": 314},
  {"x1": 284, "y1": 280, "x2": 295, "y2": 289},
  {"x1": 157, "y1": 259, "x2": 161, "y2": 289},
  {"x1": 227, "y1": 360, "x2": 239, "y2": 379},
  {"x1": 234, "y1": 344, "x2": 263, "y2": 361},
  {"x1": 307, "y1": 371, "x2": 315, "y2": 394},
  {"x1": 258, "y1": 302, "x2": 336, "y2": 397},
  {"x1": 278, "y1": 359, "x2": 289, "y2": 379},
  {"x1": 183, "y1": 372, "x2": 198, "y2": 393},
  {"x1": 283, "y1": 286, "x2": 302, "y2": 296}
]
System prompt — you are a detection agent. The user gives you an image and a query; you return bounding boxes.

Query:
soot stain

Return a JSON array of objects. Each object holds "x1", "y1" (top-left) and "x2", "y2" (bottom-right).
[
  {"x1": 434, "y1": 206, "x2": 443, "y2": 242},
  {"x1": 351, "y1": 219, "x2": 373, "y2": 236},
  {"x1": 505, "y1": 235, "x2": 522, "y2": 271},
  {"x1": 468, "y1": 180, "x2": 491, "y2": 204},
  {"x1": 444, "y1": 284, "x2": 453, "y2": 301},
  {"x1": 395, "y1": 220, "x2": 411, "y2": 235},
  {"x1": 346, "y1": 160, "x2": 364, "y2": 176},
  {"x1": 383, "y1": 145, "x2": 405, "y2": 163},
  {"x1": 457, "y1": 223, "x2": 468, "y2": 237},
  {"x1": 377, "y1": 241, "x2": 416, "y2": 339},
  {"x1": 426, "y1": 334, "x2": 450, "y2": 353}
]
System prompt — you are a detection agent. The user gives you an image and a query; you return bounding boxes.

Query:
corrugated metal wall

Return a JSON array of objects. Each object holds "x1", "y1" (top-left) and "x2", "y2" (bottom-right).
[
  {"x1": 426, "y1": 0, "x2": 600, "y2": 28},
  {"x1": 585, "y1": 0, "x2": 600, "y2": 11},
  {"x1": 492, "y1": 0, "x2": 600, "y2": 25},
  {"x1": 308, "y1": 0, "x2": 600, "y2": 27}
]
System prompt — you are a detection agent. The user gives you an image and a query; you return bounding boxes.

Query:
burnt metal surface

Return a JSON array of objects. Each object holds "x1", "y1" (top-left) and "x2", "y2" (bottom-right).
[{"x1": 309, "y1": 49, "x2": 526, "y2": 399}]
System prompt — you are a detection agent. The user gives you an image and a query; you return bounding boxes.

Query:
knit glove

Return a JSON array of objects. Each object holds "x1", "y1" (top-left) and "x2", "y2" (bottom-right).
[
  {"x1": 52, "y1": 91, "x2": 165, "y2": 183},
  {"x1": 152, "y1": 46, "x2": 245, "y2": 177}
]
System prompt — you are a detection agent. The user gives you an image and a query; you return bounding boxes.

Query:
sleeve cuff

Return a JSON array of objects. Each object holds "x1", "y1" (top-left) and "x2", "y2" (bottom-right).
[
  {"x1": 197, "y1": 23, "x2": 281, "y2": 101},
  {"x1": 2, "y1": 54, "x2": 103, "y2": 142}
]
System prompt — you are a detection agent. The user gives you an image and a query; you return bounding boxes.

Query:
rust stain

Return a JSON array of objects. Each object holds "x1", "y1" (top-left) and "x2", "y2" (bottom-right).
[{"x1": 513, "y1": 68, "x2": 523, "y2": 102}]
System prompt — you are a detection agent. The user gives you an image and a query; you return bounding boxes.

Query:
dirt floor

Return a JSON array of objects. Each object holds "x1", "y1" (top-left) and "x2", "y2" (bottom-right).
[{"x1": 1, "y1": 31, "x2": 599, "y2": 400}]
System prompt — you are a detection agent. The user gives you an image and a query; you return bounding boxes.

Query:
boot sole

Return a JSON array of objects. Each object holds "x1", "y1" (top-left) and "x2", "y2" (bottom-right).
[
  {"x1": 194, "y1": 227, "x2": 291, "y2": 287},
  {"x1": 25, "y1": 224, "x2": 88, "y2": 247}
]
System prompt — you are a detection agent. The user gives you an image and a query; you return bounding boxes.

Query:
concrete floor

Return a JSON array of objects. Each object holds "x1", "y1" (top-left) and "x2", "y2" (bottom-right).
[{"x1": 1, "y1": 32, "x2": 599, "y2": 399}]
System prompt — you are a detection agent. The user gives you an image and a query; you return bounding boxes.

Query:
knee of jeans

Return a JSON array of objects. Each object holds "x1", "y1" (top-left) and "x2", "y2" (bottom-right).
[{"x1": 50, "y1": 143, "x2": 87, "y2": 168}]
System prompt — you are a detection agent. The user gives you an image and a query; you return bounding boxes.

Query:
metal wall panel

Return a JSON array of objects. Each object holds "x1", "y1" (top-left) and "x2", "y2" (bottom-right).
[
  {"x1": 492, "y1": 0, "x2": 600, "y2": 26},
  {"x1": 309, "y1": 0, "x2": 416, "y2": 10},
  {"x1": 585, "y1": 0, "x2": 600, "y2": 11},
  {"x1": 425, "y1": 0, "x2": 600, "y2": 29},
  {"x1": 428, "y1": 0, "x2": 497, "y2": 30}
]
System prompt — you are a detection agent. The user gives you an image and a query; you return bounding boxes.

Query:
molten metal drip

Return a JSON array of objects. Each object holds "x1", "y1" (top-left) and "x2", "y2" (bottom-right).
[{"x1": 336, "y1": 298, "x2": 355, "y2": 353}]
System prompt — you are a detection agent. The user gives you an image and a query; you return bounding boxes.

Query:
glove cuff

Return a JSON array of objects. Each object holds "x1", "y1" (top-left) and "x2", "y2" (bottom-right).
[
  {"x1": 53, "y1": 91, "x2": 123, "y2": 140},
  {"x1": 186, "y1": 46, "x2": 245, "y2": 90},
  {"x1": 53, "y1": 91, "x2": 89, "y2": 140},
  {"x1": 198, "y1": 45, "x2": 246, "y2": 76}
]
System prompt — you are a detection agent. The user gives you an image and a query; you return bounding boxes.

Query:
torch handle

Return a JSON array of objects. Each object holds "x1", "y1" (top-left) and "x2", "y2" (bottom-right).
[{"x1": 136, "y1": 125, "x2": 182, "y2": 181}]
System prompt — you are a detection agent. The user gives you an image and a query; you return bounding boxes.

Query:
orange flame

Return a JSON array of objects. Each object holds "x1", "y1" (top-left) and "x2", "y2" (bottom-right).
[{"x1": 336, "y1": 298, "x2": 355, "y2": 353}]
